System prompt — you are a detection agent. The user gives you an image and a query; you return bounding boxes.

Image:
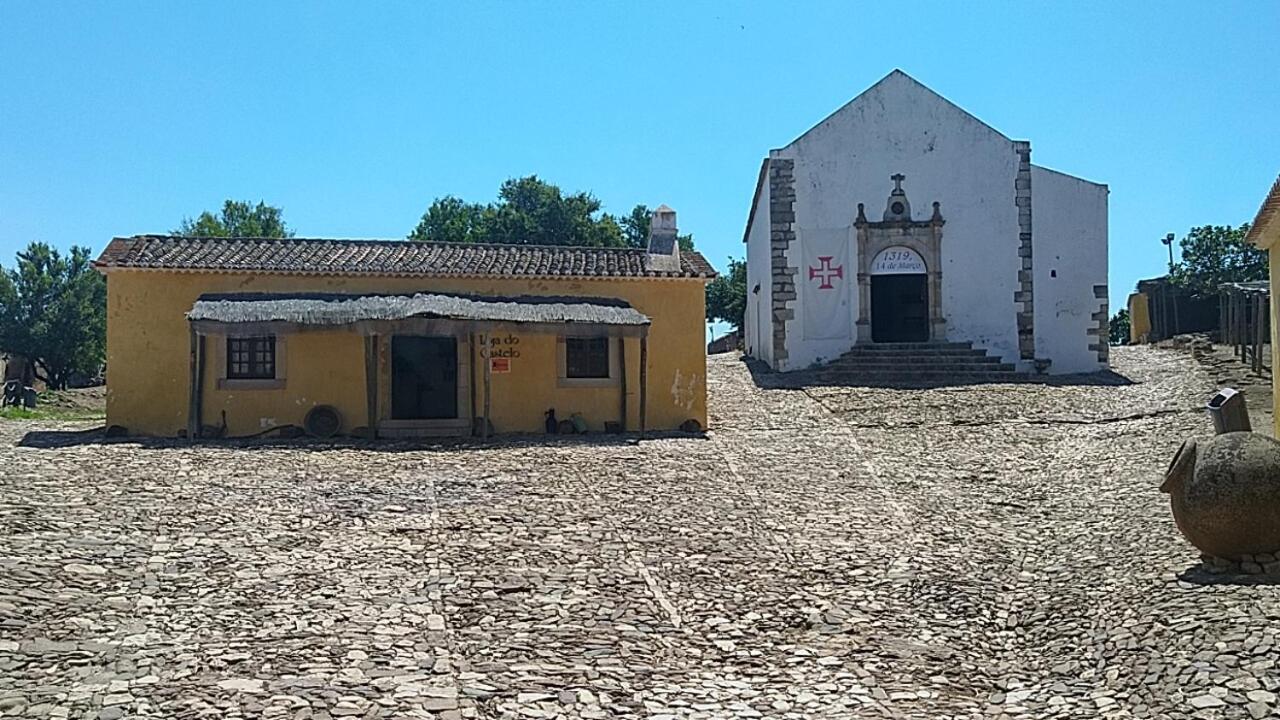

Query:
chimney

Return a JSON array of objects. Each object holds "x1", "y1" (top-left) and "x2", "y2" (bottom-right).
[{"x1": 646, "y1": 204, "x2": 681, "y2": 272}]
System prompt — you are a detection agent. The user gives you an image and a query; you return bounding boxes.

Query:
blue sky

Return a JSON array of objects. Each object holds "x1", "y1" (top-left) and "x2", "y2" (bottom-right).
[{"x1": 2, "y1": 1, "x2": 1277, "y2": 316}]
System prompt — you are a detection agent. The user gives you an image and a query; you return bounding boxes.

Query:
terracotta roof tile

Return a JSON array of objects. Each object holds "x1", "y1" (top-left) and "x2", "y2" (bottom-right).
[
  {"x1": 95, "y1": 236, "x2": 717, "y2": 280},
  {"x1": 1247, "y1": 174, "x2": 1280, "y2": 248}
]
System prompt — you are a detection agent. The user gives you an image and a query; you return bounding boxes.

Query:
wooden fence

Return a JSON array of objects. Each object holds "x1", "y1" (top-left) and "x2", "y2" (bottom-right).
[{"x1": 1219, "y1": 282, "x2": 1270, "y2": 374}]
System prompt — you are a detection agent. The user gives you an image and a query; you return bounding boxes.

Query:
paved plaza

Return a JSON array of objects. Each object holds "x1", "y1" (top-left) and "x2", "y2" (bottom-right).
[{"x1": 2, "y1": 346, "x2": 1279, "y2": 719}]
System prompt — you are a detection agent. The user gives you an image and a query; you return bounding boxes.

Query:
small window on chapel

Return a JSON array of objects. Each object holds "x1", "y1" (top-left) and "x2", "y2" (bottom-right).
[
  {"x1": 565, "y1": 337, "x2": 610, "y2": 379},
  {"x1": 227, "y1": 336, "x2": 276, "y2": 380}
]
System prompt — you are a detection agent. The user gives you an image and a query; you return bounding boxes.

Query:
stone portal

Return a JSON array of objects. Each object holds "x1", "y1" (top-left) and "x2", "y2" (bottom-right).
[{"x1": 856, "y1": 177, "x2": 945, "y2": 343}]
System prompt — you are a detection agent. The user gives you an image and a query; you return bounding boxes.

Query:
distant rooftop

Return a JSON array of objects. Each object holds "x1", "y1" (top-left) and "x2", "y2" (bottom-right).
[{"x1": 95, "y1": 235, "x2": 717, "y2": 280}]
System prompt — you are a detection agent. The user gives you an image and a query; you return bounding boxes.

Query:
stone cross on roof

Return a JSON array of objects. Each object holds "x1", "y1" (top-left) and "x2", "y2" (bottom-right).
[{"x1": 891, "y1": 173, "x2": 906, "y2": 193}]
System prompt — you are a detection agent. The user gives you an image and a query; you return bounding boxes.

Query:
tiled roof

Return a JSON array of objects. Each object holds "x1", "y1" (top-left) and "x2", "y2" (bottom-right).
[
  {"x1": 1246, "y1": 175, "x2": 1280, "y2": 249},
  {"x1": 95, "y1": 235, "x2": 717, "y2": 280}
]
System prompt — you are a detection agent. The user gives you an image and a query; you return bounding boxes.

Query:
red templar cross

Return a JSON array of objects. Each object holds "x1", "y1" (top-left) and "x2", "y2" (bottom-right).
[{"x1": 808, "y1": 256, "x2": 844, "y2": 290}]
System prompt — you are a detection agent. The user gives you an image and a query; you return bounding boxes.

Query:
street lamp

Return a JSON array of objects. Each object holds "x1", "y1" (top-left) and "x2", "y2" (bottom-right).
[{"x1": 1161, "y1": 232, "x2": 1176, "y2": 269}]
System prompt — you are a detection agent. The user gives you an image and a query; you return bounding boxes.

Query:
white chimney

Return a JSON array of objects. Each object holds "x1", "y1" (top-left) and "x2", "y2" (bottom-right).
[{"x1": 647, "y1": 204, "x2": 681, "y2": 272}]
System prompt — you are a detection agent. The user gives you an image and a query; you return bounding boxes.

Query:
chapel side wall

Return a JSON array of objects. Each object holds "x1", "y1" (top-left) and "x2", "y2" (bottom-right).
[
  {"x1": 105, "y1": 271, "x2": 708, "y2": 437},
  {"x1": 744, "y1": 182, "x2": 773, "y2": 365},
  {"x1": 1031, "y1": 165, "x2": 1109, "y2": 373},
  {"x1": 775, "y1": 74, "x2": 1022, "y2": 368}
]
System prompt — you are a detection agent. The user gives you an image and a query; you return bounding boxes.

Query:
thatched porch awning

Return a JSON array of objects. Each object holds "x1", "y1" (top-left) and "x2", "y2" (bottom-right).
[{"x1": 186, "y1": 292, "x2": 652, "y2": 337}]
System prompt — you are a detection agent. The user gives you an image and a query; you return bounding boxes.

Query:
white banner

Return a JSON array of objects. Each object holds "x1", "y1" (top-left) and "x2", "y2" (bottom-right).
[{"x1": 801, "y1": 227, "x2": 852, "y2": 340}]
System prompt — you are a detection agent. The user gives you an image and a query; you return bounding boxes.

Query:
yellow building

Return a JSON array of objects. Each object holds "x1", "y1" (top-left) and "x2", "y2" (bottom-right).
[
  {"x1": 94, "y1": 207, "x2": 716, "y2": 439},
  {"x1": 1246, "y1": 175, "x2": 1280, "y2": 434}
]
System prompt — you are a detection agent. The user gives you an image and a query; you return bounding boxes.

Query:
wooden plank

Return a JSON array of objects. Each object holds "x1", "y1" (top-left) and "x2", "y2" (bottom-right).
[
  {"x1": 187, "y1": 326, "x2": 199, "y2": 439},
  {"x1": 482, "y1": 336, "x2": 492, "y2": 440},
  {"x1": 364, "y1": 335, "x2": 378, "y2": 439},
  {"x1": 619, "y1": 337, "x2": 628, "y2": 431},
  {"x1": 469, "y1": 333, "x2": 478, "y2": 428},
  {"x1": 639, "y1": 336, "x2": 648, "y2": 434}
]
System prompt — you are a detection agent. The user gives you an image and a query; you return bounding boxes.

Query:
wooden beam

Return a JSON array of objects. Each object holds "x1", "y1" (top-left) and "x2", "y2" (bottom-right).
[
  {"x1": 619, "y1": 337, "x2": 628, "y2": 431},
  {"x1": 482, "y1": 336, "x2": 492, "y2": 440},
  {"x1": 187, "y1": 326, "x2": 199, "y2": 439},
  {"x1": 639, "y1": 336, "x2": 648, "y2": 434},
  {"x1": 364, "y1": 334, "x2": 378, "y2": 439},
  {"x1": 469, "y1": 333, "x2": 478, "y2": 429}
]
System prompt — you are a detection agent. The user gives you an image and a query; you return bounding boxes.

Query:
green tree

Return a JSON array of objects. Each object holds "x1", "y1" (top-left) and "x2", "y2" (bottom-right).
[
  {"x1": 407, "y1": 196, "x2": 488, "y2": 243},
  {"x1": 1167, "y1": 224, "x2": 1262, "y2": 296},
  {"x1": 706, "y1": 258, "x2": 747, "y2": 331},
  {"x1": 0, "y1": 243, "x2": 106, "y2": 389},
  {"x1": 176, "y1": 200, "x2": 294, "y2": 238},
  {"x1": 620, "y1": 204, "x2": 696, "y2": 251},
  {"x1": 1109, "y1": 308, "x2": 1130, "y2": 345},
  {"x1": 408, "y1": 179, "x2": 693, "y2": 249}
]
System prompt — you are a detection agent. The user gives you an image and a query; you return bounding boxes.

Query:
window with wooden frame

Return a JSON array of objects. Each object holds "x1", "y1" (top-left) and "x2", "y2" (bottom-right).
[
  {"x1": 226, "y1": 336, "x2": 277, "y2": 380},
  {"x1": 564, "y1": 337, "x2": 610, "y2": 379}
]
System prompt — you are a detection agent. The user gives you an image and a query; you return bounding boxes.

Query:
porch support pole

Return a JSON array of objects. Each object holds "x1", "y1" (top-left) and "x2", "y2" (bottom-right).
[
  {"x1": 639, "y1": 335, "x2": 648, "y2": 434},
  {"x1": 482, "y1": 336, "x2": 492, "y2": 440},
  {"x1": 619, "y1": 337, "x2": 628, "y2": 431},
  {"x1": 468, "y1": 333, "x2": 478, "y2": 429},
  {"x1": 187, "y1": 326, "x2": 205, "y2": 440},
  {"x1": 364, "y1": 334, "x2": 378, "y2": 440}
]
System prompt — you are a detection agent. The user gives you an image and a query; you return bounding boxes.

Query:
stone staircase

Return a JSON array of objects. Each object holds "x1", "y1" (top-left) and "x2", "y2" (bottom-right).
[{"x1": 811, "y1": 341, "x2": 1026, "y2": 386}]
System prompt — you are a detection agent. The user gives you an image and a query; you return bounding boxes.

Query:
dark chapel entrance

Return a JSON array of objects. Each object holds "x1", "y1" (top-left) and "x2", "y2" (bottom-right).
[
  {"x1": 871, "y1": 274, "x2": 929, "y2": 342},
  {"x1": 391, "y1": 336, "x2": 458, "y2": 419}
]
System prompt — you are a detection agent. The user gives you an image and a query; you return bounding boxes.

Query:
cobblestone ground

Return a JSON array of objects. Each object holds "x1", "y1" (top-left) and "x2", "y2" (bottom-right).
[{"x1": 2, "y1": 345, "x2": 1279, "y2": 719}]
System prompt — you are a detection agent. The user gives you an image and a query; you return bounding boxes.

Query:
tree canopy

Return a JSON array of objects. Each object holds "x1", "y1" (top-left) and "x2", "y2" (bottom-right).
[
  {"x1": 408, "y1": 177, "x2": 694, "y2": 249},
  {"x1": 0, "y1": 243, "x2": 106, "y2": 389},
  {"x1": 1109, "y1": 309, "x2": 1130, "y2": 345},
  {"x1": 706, "y1": 258, "x2": 747, "y2": 332},
  {"x1": 1167, "y1": 224, "x2": 1262, "y2": 296},
  {"x1": 176, "y1": 200, "x2": 294, "y2": 238}
]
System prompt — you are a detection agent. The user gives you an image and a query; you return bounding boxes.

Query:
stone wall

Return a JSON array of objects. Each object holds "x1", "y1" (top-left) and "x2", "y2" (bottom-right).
[
  {"x1": 1089, "y1": 283, "x2": 1110, "y2": 364},
  {"x1": 769, "y1": 159, "x2": 797, "y2": 368},
  {"x1": 1014, "y1": 141, "x2": 1035, "y2": 362}
]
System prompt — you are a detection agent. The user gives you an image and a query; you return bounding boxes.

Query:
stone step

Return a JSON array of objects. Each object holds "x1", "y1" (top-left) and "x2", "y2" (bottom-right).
[
  {"x1": 827, "y1": 362, "x2": 1017, "y2": 373},
  {"x1": 809, "y1": 371, "x2": 1030, "y2": 385},
  {"x1": 848, "y1": 341, "x2": 974, "y2": 351},
  {"x1": 832, "y1": 354, "x2": 1004, "y2": 365}
]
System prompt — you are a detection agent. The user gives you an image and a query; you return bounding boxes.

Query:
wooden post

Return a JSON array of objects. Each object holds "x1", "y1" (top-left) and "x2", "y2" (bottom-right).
[
  {"x1": 639, "y1": 335, "x2": 648, "y2": 434},
  {"x1": 364, "y1": 334, "x2": 378, "y2": 440},
  {"x1": 619, "y1": 336, "x2": 628, "y2": 431},
  {"x1": 1256, "y1": 294, "x2": 1266, "y2": 374},
  {"x1": 186, "y1": 326, "x2": 200, "y2": 439},
  {"x1": 482, "y1": 335, "x2": 492, "y2": 440},
  {"x1": 1219, "y1": 290, "x2": 1227, "y2": 345},
  {"x1": 469, "y1": 333, "x2": 478, "y2": 430}
]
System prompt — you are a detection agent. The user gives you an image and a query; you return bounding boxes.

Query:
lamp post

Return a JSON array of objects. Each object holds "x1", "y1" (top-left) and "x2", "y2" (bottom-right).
[{"x1": 1161, "y1": 232, "x2": 1176, "y2": 270}]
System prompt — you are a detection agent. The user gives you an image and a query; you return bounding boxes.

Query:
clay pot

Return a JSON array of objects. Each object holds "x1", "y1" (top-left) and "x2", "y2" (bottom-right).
[{"x1": 1161, "y1": 432, "x2": 1280, "y2": 559}]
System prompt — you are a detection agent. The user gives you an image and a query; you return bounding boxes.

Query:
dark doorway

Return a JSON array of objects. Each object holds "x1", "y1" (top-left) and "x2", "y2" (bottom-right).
[
  {"x1": 871, "y1": 274, "x2": 929, "y2": 342},
  {"x1": 391, "y1": 336, "x2": 458, "y2": 419}
]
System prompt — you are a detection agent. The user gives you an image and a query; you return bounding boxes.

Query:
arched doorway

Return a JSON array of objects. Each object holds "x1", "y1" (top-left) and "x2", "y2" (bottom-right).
[{"x1": 869, "y1": 247, "x2": 929, "y2": 342}]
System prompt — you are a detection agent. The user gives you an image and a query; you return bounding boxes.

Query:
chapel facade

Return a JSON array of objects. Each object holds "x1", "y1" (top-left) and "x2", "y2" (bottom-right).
[{"x1": 742, "y1": 70, "x2": 1109, "y2": 374}]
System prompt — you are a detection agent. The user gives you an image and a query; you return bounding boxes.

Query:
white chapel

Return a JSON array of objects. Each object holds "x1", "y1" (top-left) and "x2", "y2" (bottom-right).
[{"x1": 742, "y1": 70, "x2": 1109, "y2": 375}]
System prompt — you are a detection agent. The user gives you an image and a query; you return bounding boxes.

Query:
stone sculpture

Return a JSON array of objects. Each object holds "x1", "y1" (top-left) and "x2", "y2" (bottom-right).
[{"x1": 1161, "y1": 432, "x2": 1280, "y2": 560}]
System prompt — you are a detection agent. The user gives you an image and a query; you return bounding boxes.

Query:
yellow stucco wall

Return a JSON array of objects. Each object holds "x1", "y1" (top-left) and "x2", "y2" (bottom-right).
[
  {"x1": 1271, "y1": 248, "x2": 1279, "y2": 438},
  {"x1": 105, "y1": 271, "x2": 708, "y2": 437},
  {"x1": 1127, "y1": 292, "x2": 1151, "y2": 344}
]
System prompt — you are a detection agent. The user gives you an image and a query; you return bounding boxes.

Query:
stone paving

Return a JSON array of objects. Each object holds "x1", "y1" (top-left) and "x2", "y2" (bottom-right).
[{"x1": 2, "y1": 345, "x2": 1279, "y2": 719}]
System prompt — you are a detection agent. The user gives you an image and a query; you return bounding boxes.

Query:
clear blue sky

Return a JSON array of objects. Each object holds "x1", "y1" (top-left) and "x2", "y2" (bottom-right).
[{"x1": 2, "y1": 1, "x2": 1278, "y2": 315}]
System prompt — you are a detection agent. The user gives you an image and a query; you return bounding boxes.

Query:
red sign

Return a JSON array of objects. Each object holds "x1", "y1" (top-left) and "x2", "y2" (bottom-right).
[{"x1": 490, "y1": 357, "x2": 511, "y2": 374}]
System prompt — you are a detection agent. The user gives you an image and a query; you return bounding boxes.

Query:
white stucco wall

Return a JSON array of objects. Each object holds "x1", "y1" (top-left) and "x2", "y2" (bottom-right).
[
  {"x1": 743, "y1": 178, "x2": 773, "y2": 364},
  {"x1": 1031, "y1": 165, "x2": 1109, "y2": 373},
  {"x1": 774, "y1": 70, "x2": 1023, "y2": 369}
]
